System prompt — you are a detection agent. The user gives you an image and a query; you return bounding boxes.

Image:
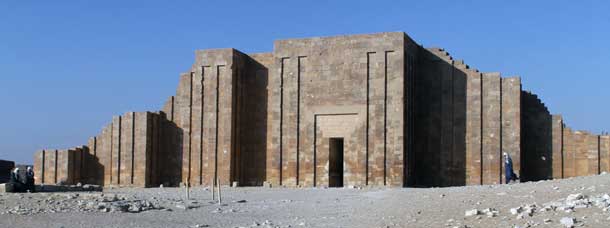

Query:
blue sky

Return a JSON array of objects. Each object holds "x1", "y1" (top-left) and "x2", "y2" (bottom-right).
[{"x1": 1, "y1": 1, "x2": 609, "y2": 164}]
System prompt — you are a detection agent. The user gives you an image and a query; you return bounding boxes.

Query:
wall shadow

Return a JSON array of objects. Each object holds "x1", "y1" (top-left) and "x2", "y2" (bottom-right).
[
  {"x1": 156, "y1": 113, "x2": 183, "y2": 187},
  {"x1": 234, "y1": 54, "x2": 268, "y2": 186},
  {"x1": 81, "y1": 147, "x2": 104, "y2": 185},
  {"x1": 520, "y1": 91, "x2": 553, "y2": 181},
  {"x1": 411, "y1": 48, "x2": 467, "y2": 187}
]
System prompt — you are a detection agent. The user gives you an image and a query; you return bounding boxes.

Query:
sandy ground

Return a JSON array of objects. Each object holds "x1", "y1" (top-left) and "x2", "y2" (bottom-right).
[{"x1": 2, "y1": 174, "x2": 610, "y2": 228}]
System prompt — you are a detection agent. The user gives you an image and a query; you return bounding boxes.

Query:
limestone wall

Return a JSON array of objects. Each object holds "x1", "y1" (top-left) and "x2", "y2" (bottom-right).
[
  {"x1": 520, "y1": 92, "x2": 553, "y2": 181},
  {"x1": 34, "y1": 148, "x2": 82, "y2": 185},
  {"x1": 413, "y1": 49, "x2": 521, "y2": 187},
  {"x1": 546, "y1": 116, "x2": 610, "y2": 180},
  {"x1": 34, "y1": 112, "x2": 161, "y2": 187},
  {"x1": 266, "y1": 32, "x2": 413, "y2": 187},
  {"x1": 31, "y1": 31, "x2": 610, "y2": 188}
]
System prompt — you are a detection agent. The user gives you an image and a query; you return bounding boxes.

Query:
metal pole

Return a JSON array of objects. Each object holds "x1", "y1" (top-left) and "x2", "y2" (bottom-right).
[
  {"x1": 185, "y1": 182, "x2": 190, "y2": 200},
  {"x1": 217, "y1": 178, "x2": 222, "y2": 205},
  {"x1": 212, "y1": 176, "x2": 215, "y2": 201}
]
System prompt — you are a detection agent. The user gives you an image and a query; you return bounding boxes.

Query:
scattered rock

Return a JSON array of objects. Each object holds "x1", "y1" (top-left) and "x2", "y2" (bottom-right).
[
  {"x1": 481, "y1": 208, "x2": 498, "y2": 217},
  {"x1": 566, "y1": 193, "x2": 584, "y2": 202},
  {"x1": 560, "y1": 217, "x2": 575, "y2": 227},
  {"x1": 510, "y1": 206, "x2": 522, "y2": 215},
  {"x1": 543, "y1": 218, "x2": 551, "y2": 223},
  {"x1": 464, "y1": 209, "x2": 479, "y2": 217}
]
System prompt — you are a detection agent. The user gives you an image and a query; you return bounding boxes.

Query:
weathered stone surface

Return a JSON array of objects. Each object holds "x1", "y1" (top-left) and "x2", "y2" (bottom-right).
[
  {"x1": 563, "y1": 127, "x2": 576, "y2": 178},
  {"x1": 111, "y1": 116, "x2": 121, "y2": 185},
  {"x1": 465, "y1": 70, "x2": 482, "y2": 185},
  {"x1": 501, "y1": 77, "x2": 521, "y2": 183},
  {"x1": 44, "y1": 149, "x2": 57, "y2": 184},
  {"x1": 56, "y1": 149, "x2": 75, "y2": 184},
  {"x1": 30, "y1": 31, "x2": 609, "y2": 188},
  {"x1": 482, "y1": 72, "x2": 501, "y2": 185},
  {"x1": 120, "y1": 112, "x2": 134, "y2": 186},
  {"x1": 552, "y1": 115, "x2": 564, "y2": 179},
  {"x1": 100, "y1": 124, "x2": 112, "y2": 185},
  {"x1": 33, "y1": 151, "x2": 44, "y2": 184},
  {"x1": 133, "y1": 112, "x2": 152, "y2": 187}
]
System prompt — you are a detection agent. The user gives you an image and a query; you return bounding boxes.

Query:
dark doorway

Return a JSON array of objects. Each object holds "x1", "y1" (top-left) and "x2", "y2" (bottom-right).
[{"x1": 329, "y1": 138, "x2": 344, "y2": 187}]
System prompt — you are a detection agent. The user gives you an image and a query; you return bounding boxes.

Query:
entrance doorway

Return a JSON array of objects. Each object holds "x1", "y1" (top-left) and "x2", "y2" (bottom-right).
[{"x1": 329, "y1": 138, "x2": 344, "y2": 187}]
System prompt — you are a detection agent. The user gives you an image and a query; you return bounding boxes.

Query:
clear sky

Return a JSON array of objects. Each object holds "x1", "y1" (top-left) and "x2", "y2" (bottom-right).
[{"x1": 1, "y1": 1, "x2": 609, "y2": 164}]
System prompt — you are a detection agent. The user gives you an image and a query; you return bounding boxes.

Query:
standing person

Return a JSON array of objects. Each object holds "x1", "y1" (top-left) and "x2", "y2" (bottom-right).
[
  {"x1": 25, "y1": 166, "x2": 35, "y2": 193},
  {"x1": 503, "y1": 152, "x2": 519, "y2": 184},
  {"x1": 8, "y1": 168, "x2": 23, "y2": 192}
]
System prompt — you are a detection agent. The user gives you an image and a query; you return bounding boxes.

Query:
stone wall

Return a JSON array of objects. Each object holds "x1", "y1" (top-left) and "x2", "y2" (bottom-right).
[
  {"x1": 520, "y1": 91, "x2": 553, "y2": 181},
  {"x1": 34, "y1": 112, "x2": 161, "y2": 187},
  {"x1": 546, "y1": 115, "x2": 610, "y2": 180},
  {"x1": 34, "y1": 148, "x2": 81, "y2": 185},
  {"x1": 265, "y1": 32, "x2": 414, "y2": 187},
  {"x1": 413, "y1": 49, "x2": 521, "y2": 187},
  {"x1": 31, "y1": 31, "x2": 610, "y2": 188}
]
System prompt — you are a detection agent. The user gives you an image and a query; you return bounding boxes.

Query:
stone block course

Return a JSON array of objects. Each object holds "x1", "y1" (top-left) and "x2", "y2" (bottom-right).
[
  {"x1": 482, "y1": 72, "x2": 501, "y2": 185},
  {"x1": 31, "y1": 31, "x2": 610, "y2": 189}
]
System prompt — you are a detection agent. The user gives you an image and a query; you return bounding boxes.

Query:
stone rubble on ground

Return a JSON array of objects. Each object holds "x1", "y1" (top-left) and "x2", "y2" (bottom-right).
[
  {"x1": 0, "y1": 193, "x2": 163, "y2": 215},
  {"x1": 464, "y1": 209, "x2": 479, "y2": 217},
  {"x1": 462, "y1": 191, "x2": 610, "y2": 227},
  {"x1": 560, "y1": 217, "x2": 575, "y2": 227}
]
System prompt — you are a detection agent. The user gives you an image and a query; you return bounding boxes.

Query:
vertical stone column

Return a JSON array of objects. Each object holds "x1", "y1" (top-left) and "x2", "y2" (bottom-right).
[
  {"x1": 43, "y1": 149, "x2": 57, "y2": 184},
  {"x1": 73, "y1": 147, "x2": 83, "y2": 184},
  {"x1": 481, "y1": 72, "x2": 502, "y2": 184},
  {"x1": 111, "y1": 116, "x2": 121, "y2": 185},
  {"x1": 452, "y1": 62, "x2": 468, "y2": 186},
  {"x1": 281, "y1": 57, "x2": 298, "y2": 186},
  {"x1": 34, "y1": 150, "x2": 45, "y2": 185},
  {"x1": 465, "y1": 71, "x2": 482, "y2": 185},
  {"x1": 56, "y1": 149, "x2": 74, "y2": 184},
  {"x1": 191, "y1": 68, "x2": 204, "y2": 186},
  {"x1": 133, "y1": 112, "x2": 152, "y2": 187},
  {"x1": 586, "y1": 134, "x2": 599, "y2": 175},
  {"x1": 266, "y1": 57, "x2": 282, "y2": 186},
  {"x1": 120, "y1": 112, "x2": 134, "y2": 186},
  {"x1": 600, "y1": 135, "x2": 610, "y2": 173},
  {"x1": 438, "y1": 59, "x2": 453, "y2": 186},
  {"x1": 412, "y1": 49, "x2": 442, "y2": 187},
  {"x1": 368, "y1": 52, "x2": 386, "y2": 186},
  {"x1": 385, "y1": 50, "x2": 405, "y2": 187},
  {"x1": 86, "y1": 136, "x2": 101, "y2": 185},
  {"x1": 100, "y1": 124, "x2": 113, "y2": 185},
  {"x1": 501, "y1": 77, "x2": 521, "y2": 183},
  {"x1": 551, "y1": 115, "x2": 564, "y2": 179},
  {"x1": 150, "y1": 113, "x2": 160, "y2": 186},
  {"x1": 176, "y1": 73, "x2": 193, "y2": 185},
  {"x1": 574, "y1": 131, "x2": 588, "y2": 177},
  {"x1": 297, "y1": 56, "x2": 316, "y2": 187},
  {"x1": 563, "y1": 127, "x2": 576, "y2": 178},
  {"x1": 217, "y1": 63, "x2": 234, "y2": 185},
  {"x1": 202, "y1": 66, "x2": 217, "y2": 186}
]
